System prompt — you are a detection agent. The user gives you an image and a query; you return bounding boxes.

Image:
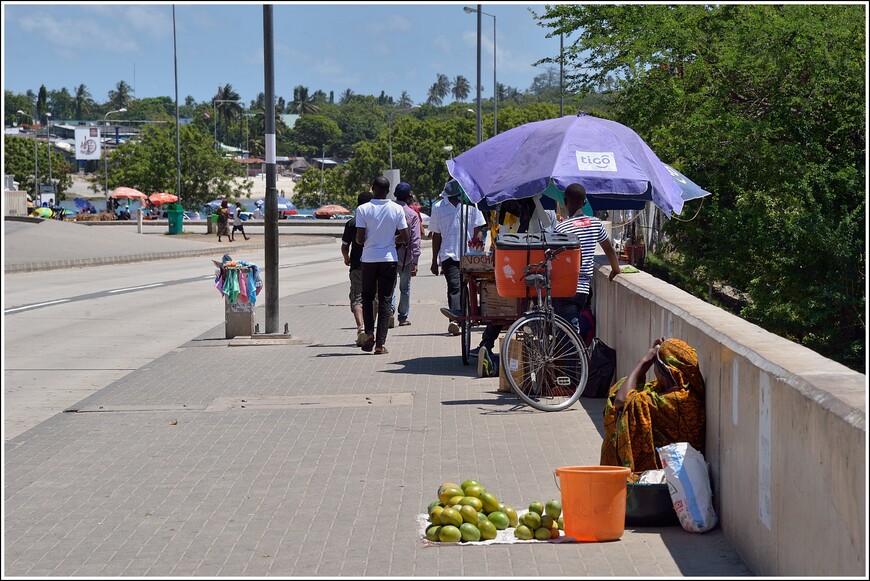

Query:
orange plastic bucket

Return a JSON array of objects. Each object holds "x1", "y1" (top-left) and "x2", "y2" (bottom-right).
[{"x1": 555, "y1": 465, "x2": 631, "y2": 542}]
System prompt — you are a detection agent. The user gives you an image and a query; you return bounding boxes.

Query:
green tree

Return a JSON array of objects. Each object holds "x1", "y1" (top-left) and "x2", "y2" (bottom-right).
[
  {"x1": 339, "y1": 89, "x2": 354, "y2": 105},
  {"x1": 5, "y1": 91, "x2": 35, "y2": 126},
  {"x1": 100, "y1": 124, "x2": 251, "y2": 209},
  {"x1": 535, "y1": 3, "x2": 866, "y2": 370},
  {"x1": 291, "y1": 85, "x2": 320, "y2": 115},
  {"x1": 213, "y1": 83, "x2": 242, "y2": 145},
  {"x1": 397, "y1": 91, "x2": 414, "y2": 109},
  {"x1": 74, "y1": 84, "x2": 94, "y2": 120},
  {"x1": 292, "y1": 166, "x2": 354, "y2": 209},
  {"x1": 452, "y1": 75, "x2": 471, "y2": 101},
  {"x1": 4, "y1": 135, "x2": 72, "y2": 198},
  {"x1": 37, "y1": 85, "x2": 48, "y2": 123},
  {"x1": 290, "y1": 115, "x2": 342, "y2": 157},
  {"x1": 108, "y1": 80, "x2": 133, "y2": 110}
]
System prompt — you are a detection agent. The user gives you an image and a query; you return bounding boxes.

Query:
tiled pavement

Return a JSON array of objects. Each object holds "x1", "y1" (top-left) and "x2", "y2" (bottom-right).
[{"x1": 3, "y1": 234, "x2": 752, "y2": 577}]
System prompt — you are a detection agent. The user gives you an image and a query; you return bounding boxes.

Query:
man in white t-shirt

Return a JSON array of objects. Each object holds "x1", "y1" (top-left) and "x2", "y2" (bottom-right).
[
  {"x1": 355, "y1": 176, "x2": 410, "y2": 354},
  {"x1": 428, "y1": 180, "x2": 486, "y2": 335}
]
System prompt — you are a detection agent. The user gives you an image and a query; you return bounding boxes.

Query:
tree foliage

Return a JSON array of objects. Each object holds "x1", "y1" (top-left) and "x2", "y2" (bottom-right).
[
  {"x1": 535, "y1": 4, "x2": 866, "y2": 370},
  {"x1": 3, "y1": 135, "x2": 73, "y2": 198}
]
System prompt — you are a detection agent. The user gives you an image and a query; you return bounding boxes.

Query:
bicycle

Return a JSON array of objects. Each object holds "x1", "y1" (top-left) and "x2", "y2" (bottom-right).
[{"x1": 499, "y1": 246, "x2": 589, "y2": 411}]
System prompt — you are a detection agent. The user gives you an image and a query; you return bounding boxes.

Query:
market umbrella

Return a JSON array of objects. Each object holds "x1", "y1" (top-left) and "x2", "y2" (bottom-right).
[
  {"x1": 446, "y1": 112, "x2": 685, "y2": 217},
  {"x1": 110, "y1": 187, "x2": 148, "y2": 201},
  {"x1": 276, "y1": 195, "x2": 297, "y2": 213},
  {"x1": 314, "y1": 204, "x2": 351, "y2": 218},
  {"x1": 34, "y1": 206, "x2": 53, "y2": 218},
  {"x1": 664, "y1": 164, "x2": 713, "y2": 202},
  {"x1": 149, "y1": 192, "x2": 178, "y2": 206},
  {"x1": 74, "y1": 198, "x2": 96, "y2": 212}
]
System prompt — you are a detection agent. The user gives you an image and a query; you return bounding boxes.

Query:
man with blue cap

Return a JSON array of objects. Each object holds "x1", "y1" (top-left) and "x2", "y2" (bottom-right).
[{"x1": 390, "y1": 181, "x2": 421, "y2": 327}]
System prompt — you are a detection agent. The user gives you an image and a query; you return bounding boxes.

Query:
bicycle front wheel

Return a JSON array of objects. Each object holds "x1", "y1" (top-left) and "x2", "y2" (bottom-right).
[{"x1": 500, "y1": 312, "x2": 588, "y2": 411}]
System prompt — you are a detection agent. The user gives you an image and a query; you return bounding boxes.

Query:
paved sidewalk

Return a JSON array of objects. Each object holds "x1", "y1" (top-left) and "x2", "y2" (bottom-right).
[{"x1": 3, "y1": 222, "x2": 751, "y2": 577}]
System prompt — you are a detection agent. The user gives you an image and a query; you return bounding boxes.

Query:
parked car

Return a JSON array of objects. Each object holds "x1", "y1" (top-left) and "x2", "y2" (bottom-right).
[{"x1": 183, "y1": 211, "x2": 204, "y2": 221}]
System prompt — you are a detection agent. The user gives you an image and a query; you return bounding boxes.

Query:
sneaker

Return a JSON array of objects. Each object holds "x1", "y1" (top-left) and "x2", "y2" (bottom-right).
[
  {"x1": 477, "y1": 347, "x2": 498, "y2": 377},
  {"x1": 448, "y1": 321, "x2": 461, "y2": 336},
  {"x1": 468, "y1": 345, "x2": 482, "y2": 359},
  {"x1": 440, "y1": 307, "x2": 463, "y2": 321}
]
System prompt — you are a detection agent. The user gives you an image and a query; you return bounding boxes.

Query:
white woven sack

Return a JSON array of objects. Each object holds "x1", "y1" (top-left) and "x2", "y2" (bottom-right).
[{"x1": 657, "y1": 442, "x2": 718, "y2": 533}]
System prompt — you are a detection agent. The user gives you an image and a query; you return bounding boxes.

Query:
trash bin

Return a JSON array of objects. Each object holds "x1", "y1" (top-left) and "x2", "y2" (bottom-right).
[{"x1": 166, "y1": 203, "x2": 184, "y2": 235}]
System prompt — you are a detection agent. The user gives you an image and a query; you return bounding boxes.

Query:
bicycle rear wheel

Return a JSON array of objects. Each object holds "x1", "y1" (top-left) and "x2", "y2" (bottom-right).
[{"x1": 500, "y1": 312, "x2": 588, "y2": 411}]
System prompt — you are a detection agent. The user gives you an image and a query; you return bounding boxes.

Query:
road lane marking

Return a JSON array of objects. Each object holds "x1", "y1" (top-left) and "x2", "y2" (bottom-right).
[
  {"x1": 107, "y1": 283, "x2": 165, "y2": 294},
  {"x1": 5, "y1": 299, "x2": 71, "y2": 313}
]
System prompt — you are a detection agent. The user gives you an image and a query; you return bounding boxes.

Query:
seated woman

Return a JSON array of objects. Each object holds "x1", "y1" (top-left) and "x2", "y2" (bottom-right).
[{"x1": 599, "y1": 337, "x2": 706, "y2": 473}]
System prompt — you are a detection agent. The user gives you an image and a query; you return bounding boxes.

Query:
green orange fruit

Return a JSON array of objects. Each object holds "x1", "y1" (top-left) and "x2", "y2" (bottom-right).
[
  {"x1": 514, "y1": 525, "x2": 534, "y2": 540},
  {"x1": 463, "y1": 485, "x2": 485, "y2": 499},
  {"x1": 542, "y1": 515, "x2": 556, "y2": 530},
  {"x1": 460, "y1": 479, "x2": 481, "y2": 492},
  {"x1": 429, "y1": 506, "x2": 444, "y2": 525},
  {"x1": 528, "y1": 501, "x2": 544, "y2": 516},
  {"x1": 522, "y1": 511, "x2": 542, "y2": 530},
  {"x1": 487, "y1": 511, "x2": 510, "y2": 530},
  {"x1": 440, "y1": 507, "x2": 463, "y2": 528},
  {"x1": 425, "y1": 525, "x2": 442, "y2": 542},
  {"x1": 459, "y1": 522, "x2": 481, "y2": 542},
  {"x1": 439, "y1": 487, "x2": 464, "y2": 505},
  {"x1": 535, "y1": 526, "x2": 552, "y2": 540},
  {"x1": 439, "y1": 525, "x2": 462, "y2": 543},
  {"x1": 479, "y1": 491, "x2": 501, "y2": 513},
  {"x1": 459, "y1": 505, "x2": 478, "y2": 524},
  {"x1": 503, "y1": 505, "x2": 519, "y2": 527},
  {"x1": 557, "y1": 516, "x2": 564, "y2": 530},
  {"x1": 459, "y1": 496, "x2": 484, "y2": 512},
  {"x1": 478, "y1": 519, "x2": 498, "y2": 540},
  {"x1": 545, "y1": 499, "x2": 562, "y2": 520}
]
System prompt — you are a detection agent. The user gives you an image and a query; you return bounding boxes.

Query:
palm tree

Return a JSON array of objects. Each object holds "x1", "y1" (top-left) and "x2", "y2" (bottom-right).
[
  {"x1": 452, "y1": 75, "x2": 470, "y2": 101},
  {"x1": 434, "y1": 74, "x2": 451, "y2": 103},
  {"x1": 339, "y1": 88, "x2": 354, "y2": 104},
  {"x1": 290, "y1": 85, "x2": 319, "y2": 115},
  {"x1": 426, "y1": 83, "x2": 442, "y2": 106},
  {"x1": 214, "y1": 83, "x2": 242, "y2": 145},
  {"x1": 108, "y1": 80, "x2": 133, "y2": 110},
  {"x1": 397, "y1": 90, "x2": 413, "y2": 109},
  {"x1": 74, "y1": 84, "x2": 92, "y2": 120}
]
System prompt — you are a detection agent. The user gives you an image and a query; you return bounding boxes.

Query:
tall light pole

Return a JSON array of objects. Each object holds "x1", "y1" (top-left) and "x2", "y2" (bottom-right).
[
  {"x1": 213, "y1": 99, "x2": 242, "y2": 151},
  {"x1": 464, "y1": 6, "x2": 496, "y2": 136},
  {"x1": 16, "y1": 110, "x2": 38, "y2": 198},
  {"x1": 104, "y1": 108, "x2": 127, "y2": 204},
  {"x1": 46, "y1": 112, "x2": 53, "y2": 200},
  {"x1": 560, "y1": 33, "x2": 564, "y2": 117}
]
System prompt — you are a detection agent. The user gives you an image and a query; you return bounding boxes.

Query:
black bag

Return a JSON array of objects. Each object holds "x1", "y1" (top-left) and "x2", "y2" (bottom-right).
[{"x1": 581, "y1": 338, "x2": 617, "y2": 398}]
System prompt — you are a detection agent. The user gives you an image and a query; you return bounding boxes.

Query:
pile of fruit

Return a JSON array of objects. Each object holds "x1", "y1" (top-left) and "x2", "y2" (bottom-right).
[
  {"x1": 513, "y1": 499, "x2": 564, "y2": 541},
  {"x1": 425, "y1": 480, "x2": 519, "y2": 543}
]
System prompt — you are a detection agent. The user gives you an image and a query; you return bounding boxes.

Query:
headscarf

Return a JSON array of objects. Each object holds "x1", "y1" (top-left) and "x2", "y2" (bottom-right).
[{"x1": 655, "y1": 339, "x2": 705, "y2": 397}]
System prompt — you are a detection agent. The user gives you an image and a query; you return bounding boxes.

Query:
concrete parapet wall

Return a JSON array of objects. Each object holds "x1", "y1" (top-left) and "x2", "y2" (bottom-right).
[{"x1": 591, "y1": 258, "x2": 865, "y2": 577}]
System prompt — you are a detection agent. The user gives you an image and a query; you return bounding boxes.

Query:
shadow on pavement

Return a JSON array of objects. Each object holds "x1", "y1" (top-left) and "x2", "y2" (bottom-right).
[{"x1": 381, "y1": 355, "x2": 477, "y2": 377}]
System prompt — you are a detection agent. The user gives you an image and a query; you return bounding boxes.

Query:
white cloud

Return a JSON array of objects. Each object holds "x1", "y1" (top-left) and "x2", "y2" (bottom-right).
[
  {"x1": 122, "y1": 6, "x2": 172, "y2": 39},
  {"x1": 367, "y1": 13, "x2": 412, "y2": 35},
  {"x1": 18, "y1": 12, "x2": 139, "y2": 58},
  {"x1": 431, "y1": 35, "x2": 452, "y2": 55}
]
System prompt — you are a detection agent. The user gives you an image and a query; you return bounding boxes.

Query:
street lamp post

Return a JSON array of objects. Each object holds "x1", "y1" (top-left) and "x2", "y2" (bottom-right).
[
  {"x1": 16, "y1": 110, "x2": 38, "y2": 198},
  {"x1": 464, "y1": 6, "x2": 496, "y2": 137},
  {"x1": 104, "y1": 108, "x2": 127, "y2": 205},
  {"x1": 46, "y1": 112, "x2": 53, "y2": 200}
]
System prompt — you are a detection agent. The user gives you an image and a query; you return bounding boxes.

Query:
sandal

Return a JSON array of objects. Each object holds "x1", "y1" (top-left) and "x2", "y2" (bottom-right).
[{"x1": 374, "y1": 346, "x2": 389, "y2": 355}]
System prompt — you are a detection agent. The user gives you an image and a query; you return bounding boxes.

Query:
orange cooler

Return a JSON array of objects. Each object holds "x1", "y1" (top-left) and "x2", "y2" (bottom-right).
[{"x1": 493, "y1": 232, "x2": 581, "y2": 298}]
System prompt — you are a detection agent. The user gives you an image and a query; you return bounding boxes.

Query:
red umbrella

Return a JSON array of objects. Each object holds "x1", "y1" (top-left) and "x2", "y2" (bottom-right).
[
  {"x1": 110, "y1": 187, "x2": 148, "y2": 201},
  {"x1": 314, "y1": 204, "x2": 351, "y2": 218},
  {"x1": 149, "y1": 192, "x2": 178, "y2": 206}
]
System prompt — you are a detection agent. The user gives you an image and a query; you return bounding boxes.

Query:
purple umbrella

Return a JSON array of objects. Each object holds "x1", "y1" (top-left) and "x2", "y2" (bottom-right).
[{"x1": 447, "y1": 112, "x2": 685, "y2": 217}]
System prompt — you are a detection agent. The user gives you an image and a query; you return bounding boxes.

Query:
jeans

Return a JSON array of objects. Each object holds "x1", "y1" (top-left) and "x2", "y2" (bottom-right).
[
  {"x1": 552, "y1": 292, "x2": 589, "y2": 337},
  {"x1": 390, "y1": 262, "x2": 413, "y2": 322},
  {"x1": 361, "y1": 261, "x2": 398, "y2": 347},
  {"x1": 441, "y1": 258, "x2": 462, "y2": 312}
]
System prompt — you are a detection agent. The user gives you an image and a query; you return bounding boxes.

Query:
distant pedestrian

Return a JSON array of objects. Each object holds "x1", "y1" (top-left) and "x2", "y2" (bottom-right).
[
  {"x1": 231, "y1": 203, "x2": 250, "y2": 241},
  {"x1": 429, "y1": 180, "x2": 486, "y2": 335},
  {"x1": 390, "y1": 182, "x2": 421, "y2": 327},
  {"x1": 341, "y1": 191, "x2": 374, "y2": 346},
  {"x1": 355, "y1": 176, "x2": 409, "y2": 354},
  {"x1": 216, "y1": 200, "x2": 231, "y2": 242}
]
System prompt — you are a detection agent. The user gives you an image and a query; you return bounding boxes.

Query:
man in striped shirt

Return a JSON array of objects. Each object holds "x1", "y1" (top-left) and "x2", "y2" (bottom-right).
[{"x1": 553, "y1": 183, "x2": 622, "y2": 335}]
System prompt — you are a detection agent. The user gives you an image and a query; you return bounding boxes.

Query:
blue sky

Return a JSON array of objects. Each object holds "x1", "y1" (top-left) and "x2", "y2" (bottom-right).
[{"x1": 3, "y1": 2, "x2": 562, "y2": 107}]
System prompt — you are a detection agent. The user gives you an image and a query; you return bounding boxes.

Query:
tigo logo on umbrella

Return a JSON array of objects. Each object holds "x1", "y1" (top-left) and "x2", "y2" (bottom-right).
[{"x1": 575, "y1": 151, "x2": 617, "y2": 172}]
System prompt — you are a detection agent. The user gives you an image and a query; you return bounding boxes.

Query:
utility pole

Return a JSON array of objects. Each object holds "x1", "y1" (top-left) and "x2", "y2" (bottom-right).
[{"x1": 263, "y1": 5, "x2": 279, "y2": 334}]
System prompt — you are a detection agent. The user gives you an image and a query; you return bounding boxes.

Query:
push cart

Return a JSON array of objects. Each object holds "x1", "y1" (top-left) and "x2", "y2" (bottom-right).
[{"x1": 457, "y1": 252, "x2": 527, "y2": 365}]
